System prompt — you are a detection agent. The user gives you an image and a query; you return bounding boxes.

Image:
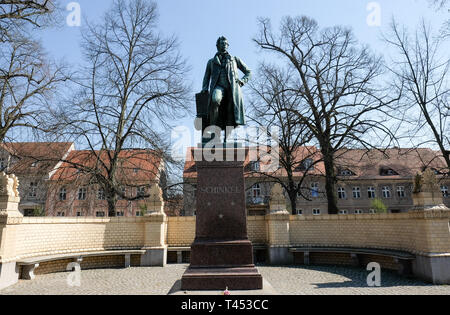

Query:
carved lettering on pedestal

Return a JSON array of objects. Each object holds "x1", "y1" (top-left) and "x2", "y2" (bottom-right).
[{"x1": 200, "y1": 186, "x2": 240, "y2": 194}]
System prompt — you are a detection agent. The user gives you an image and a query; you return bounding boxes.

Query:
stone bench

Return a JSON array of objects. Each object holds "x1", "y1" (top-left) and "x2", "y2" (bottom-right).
[
  {"x1": 17, "y1": 250, "x2": 146, "y2": 280},
  {"x1": 289, "y1": 247, "x2": 415, "y2": 275},
  {"x1": 167, "y1": 245, "x2": 267, "y2": 264},
  {"x1": 168, "y1": 247, "x2": 191, "y2": 263}
]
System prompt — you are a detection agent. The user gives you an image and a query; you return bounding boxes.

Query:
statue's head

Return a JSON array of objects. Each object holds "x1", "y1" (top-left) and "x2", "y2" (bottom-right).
[{"x1": 216, "y1": 36, "x2": 229, "y2": 54}]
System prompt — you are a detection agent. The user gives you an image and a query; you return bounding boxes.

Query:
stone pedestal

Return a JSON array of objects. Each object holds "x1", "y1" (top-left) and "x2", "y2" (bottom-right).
[
  {"x1": 0, "y1": 173, "x2": 22, "y2": 290},
  {"x1": 141, "y1": 193, "x2": 167, "y2": 267},
  {"x1": 181, "y1": 148, "x2": 263, "y2": 290}
]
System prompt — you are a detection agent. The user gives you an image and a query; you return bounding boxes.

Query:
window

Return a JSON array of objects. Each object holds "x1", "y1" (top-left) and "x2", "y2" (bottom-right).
[
  {"x1": 302, "y1": 159, "x2": 314, "y2": 171},
  {"x1": 31, "y1": 162, "x2": 38, "y2": 168},
  {"x1": 76, "y1": 212, "x2": 83, "y2": 217},
  {"x1": 296, "y1": 159, "x2": 314, "y2": 172},
  {"x1": 339, "y1": 210, "x2": 348, "y2": 215},
  {"x1": 339, "y1": 169, "x2": 355, "y2": 176},
  {"x1": 337, "y1": 187, "x2": 346, "y2": 199},
  {"x1": 312, "y1": 209, "x2": 321, "y2": 216},
  {"x1": 116, "y1": 211, "x2": 124, "y2": 217},
  {"x1": 97, "y1": 189, "x2": 106, "y2": 200},
  {"x1": 133, "y1": 168, "x2": 139, "y2": 174},
  {"x1": 355, "y1": 209, "x2": 363, "y2": 215},
  {"x1": 59, "y1": 188, "x2": 67, "y2": 201},
  {"x1": 78, "y1": 188, "x2": 87, "y2": 200},
  {"x1": 251, "y1": 184, "x2": 264, "y2": 204},
  {"x1": 369, "y1": 209, "x2": 376, "y2": 214},
  {"x1": 397, "y1": 186, "x2": 405, "y2": 198},
  {"x1": 380, "y1": 168, "x2": 399, "y2": 176},
  {"x1": 352, "y1": 187, "x2": 361, "y2": 199},
  {"x1": 56, "y1": 212, "x2": 65, "y2": 217},
  {"x1": 295, "y1": 209, "x2": 303, "y2": 215},
  {"x1": 441, "y1": 186, "x2": 449, "y2": 198},
  {"x1": 0, "y1": 158, "x2": 5, "y2": 170},
  {"x1": 136, "y1": 211, "x2": 142, "y2": 217},
  {"x1": 382, "y1": 186, "x2": 391, "y2": 199},
  {"x1": 29, "y1": 182, "x2": 38, "y2": 198},
  {"x1": 252, "y1": 184, "x2": 262, "y2": 198},
  {"x1": 137, "y1": 186, "x2": 146, "y2": 198},
  {"x1": 250, "y1": 161, "x2": 260, "y2": 172},
  {"x1": 311, "y1": 183, "x2": 319, "y2": 198},
  {"x1": 368, "y1": 187, "x2": 376, "y2": 199},
  {"x1": 96, "y1": 211, "x2": 105, "y2": 217}
]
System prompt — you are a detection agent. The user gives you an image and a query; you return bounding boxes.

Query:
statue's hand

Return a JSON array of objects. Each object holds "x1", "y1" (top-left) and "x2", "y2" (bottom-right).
[{"x1": 237, "y1": 79, "x2": 245, "y2": 87}]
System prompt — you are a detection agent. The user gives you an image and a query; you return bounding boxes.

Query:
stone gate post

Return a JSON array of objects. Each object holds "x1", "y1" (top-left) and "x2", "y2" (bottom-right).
[{"x1": 0, "y1": 173, "x2": 22, "y2": 290}]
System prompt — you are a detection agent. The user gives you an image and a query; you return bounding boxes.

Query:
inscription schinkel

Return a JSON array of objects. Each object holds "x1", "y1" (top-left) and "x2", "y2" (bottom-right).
[{"x1": 200, "y1": 186, "x2": 240, "y2": 194}]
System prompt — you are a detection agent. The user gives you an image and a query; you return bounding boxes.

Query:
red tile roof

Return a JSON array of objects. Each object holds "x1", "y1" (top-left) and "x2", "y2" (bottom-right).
[
  {"x1": 334, "y1": 148, "x2": 447, "y2": 179},
  {"x1": 1, "y1": 142, "x2": 74, "y2": 176},
  {"x1": 183, "y1": 147, "x2": 447, "y2": 180},
  {"x1": 50, "y1": 149, "x2": 162, "y2": 184},
  {"x1": 183, "y1": 146, "x2": 324, "y2": 179}
]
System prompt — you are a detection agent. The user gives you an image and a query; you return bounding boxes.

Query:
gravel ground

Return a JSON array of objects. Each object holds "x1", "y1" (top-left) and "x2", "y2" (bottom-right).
[{"x1": 1, "y1": 264, "x2": 449, "y2": 295}]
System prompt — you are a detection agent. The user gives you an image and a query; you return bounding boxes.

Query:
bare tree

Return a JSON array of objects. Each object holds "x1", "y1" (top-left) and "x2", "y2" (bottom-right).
[
  {"x1": 429, "y1": 0, "x2": 449, "y2": 8},
  {"x1": 253, "y1": 16, "x2": 396, "y2": 214},
  {"x1": 429, "y1": 0, "x2": 450, "y2": 37},
  {"x1": 0, "y1": 0, "x2": 66, "y2": 143},
  {"x1": 248, "y1": 63, "x2": 319, "y2": 214},
  {"x1": 0, "y1": 0, "x2": 59, "y2": 41},
  {"x1": 51, "y1": 0, "x2": 190, "y2": 216},
  {"x1": 385, "y1": 20, "x2": 450, "y2": 174},
  {"x1": 0, "y1": 31, "x2": 67, "y2": 143}
]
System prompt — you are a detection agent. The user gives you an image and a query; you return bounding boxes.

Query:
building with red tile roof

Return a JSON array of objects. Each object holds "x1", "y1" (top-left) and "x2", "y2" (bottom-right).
[
  {"x1": 182, "y1": 147, "x2": 449, "y2": 216},
  {"x1": 0, "y1": 142, "x2": 75, "y2": 215},
  {"x1": 45, "y1": 149, "x2": 165, "y2": 217}
]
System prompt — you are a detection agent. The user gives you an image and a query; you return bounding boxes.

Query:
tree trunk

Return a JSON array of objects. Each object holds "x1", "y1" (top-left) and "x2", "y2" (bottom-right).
[
  {"x1": 107, "y1": 186, "x2": 117, "y2": 217},
  {"x1": 288, "y1": 190, "x2": 297, "y2": 215},
  {"x1": 322, "y1": 148, "x2": 339, "y2": 215},
  {"x1": 286, "y1": 169, "x2": 297, "y2": 215},
  {"x1": 107, "y1": 198, "x2": 116, "y2": 217}
]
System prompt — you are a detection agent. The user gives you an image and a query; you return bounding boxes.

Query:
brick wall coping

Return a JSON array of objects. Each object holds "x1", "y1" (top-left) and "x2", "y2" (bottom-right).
[
  {"x1": 289, "y1": 210, "x2": 450, "y2": 221},
  {"x1": 17, "y1": 215, "x2": 169, "y2": 225}
]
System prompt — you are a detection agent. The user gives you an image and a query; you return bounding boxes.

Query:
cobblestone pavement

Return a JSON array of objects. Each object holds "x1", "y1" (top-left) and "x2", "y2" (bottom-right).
[{"x1": 1, "y1": 264, "x2": 449, "y2": 295}]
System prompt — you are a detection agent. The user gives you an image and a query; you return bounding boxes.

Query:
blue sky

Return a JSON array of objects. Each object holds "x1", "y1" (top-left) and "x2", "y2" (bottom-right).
[
  {"x1": 33, "y1": 0, "x2": 449, "y2": 149},
  {"x1": 43, "y1": 0, "x2": 448, "y2": 86}
]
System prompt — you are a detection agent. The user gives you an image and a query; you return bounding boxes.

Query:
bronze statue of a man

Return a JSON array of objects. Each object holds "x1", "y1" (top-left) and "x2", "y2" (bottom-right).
[{"x1": 201, "y1": 37, "x2": 251, "y2": 132}]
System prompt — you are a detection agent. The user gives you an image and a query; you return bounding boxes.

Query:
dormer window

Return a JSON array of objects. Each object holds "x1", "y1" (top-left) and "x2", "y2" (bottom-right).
[
  {"x1": 296, "y1": 159, "x2": 314, "y2": 172},
  {"x1": 250, "y1": 161, "x2": 260, "y2": 172},
  {"x1": 338, "y1": 169, "x2": 355, "y2": 176},
  {"x1": 380, "y1": 168, "x2": 398, "y2": 176},
  {"x1": 137, "y1": 186, "x2": 146, "y2": 198},
  {"x1": 302, "y1": 159, "x2": 313, "y2": 170},
  {"x1": 31, "y1": 162, "x2": 38, "y2": 168},
  {"x1": 421, "y1": 167, "x2": 442, "y2": 175}
]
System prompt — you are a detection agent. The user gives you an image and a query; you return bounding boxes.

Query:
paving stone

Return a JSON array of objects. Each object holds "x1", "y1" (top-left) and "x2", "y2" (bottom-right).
[{"x1": 1, "y1": 264, "x2": 449, "y2": 295}]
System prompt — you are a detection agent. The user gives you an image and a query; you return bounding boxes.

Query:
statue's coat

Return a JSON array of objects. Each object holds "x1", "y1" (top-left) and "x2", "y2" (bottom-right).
[{"x1": 202, "y1": 53, "x2": 251, "y2": 129}]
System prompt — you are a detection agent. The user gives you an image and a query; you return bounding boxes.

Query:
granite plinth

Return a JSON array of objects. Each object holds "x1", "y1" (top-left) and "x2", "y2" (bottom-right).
[
  {"x1": 181, "y1": 148, "x2": 263, "y2": 290},
  {"x1": 190, "y1": 239, "x2": 254, "y2": 267},
  {"x1": 181, "y1": 267, "x2": 263, "y2": 291}
]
